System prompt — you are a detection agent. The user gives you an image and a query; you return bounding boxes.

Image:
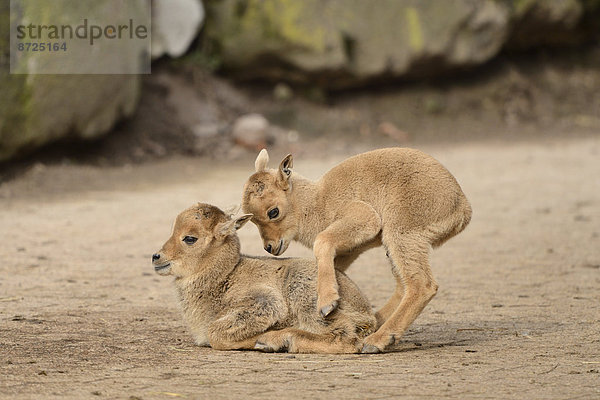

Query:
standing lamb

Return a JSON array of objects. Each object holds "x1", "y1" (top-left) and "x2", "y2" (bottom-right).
[
  {"x1": 152, "y1": 203, "x2": 376, "y2": 353},
  {"x1": 241, "y1": 148, "x2": 472, "y2": 353}
]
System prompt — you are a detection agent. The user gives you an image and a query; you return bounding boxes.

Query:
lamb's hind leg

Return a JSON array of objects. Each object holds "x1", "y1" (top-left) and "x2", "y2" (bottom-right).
[
  {"x1": 362, "y1": 232, "x2": 438, "y2": 353},
  {"x1": 210, "y1": 335, "x2": 263, "y2": 351},
  {"x1": 255, "y1": 328, "x2": 359, "y2": 354},
  {"x1": 313, "y1": 201, "x2": 381, "y2": 317},
  {"x1": 374, "y1": 273, "x2": 404, "y2": 328}
]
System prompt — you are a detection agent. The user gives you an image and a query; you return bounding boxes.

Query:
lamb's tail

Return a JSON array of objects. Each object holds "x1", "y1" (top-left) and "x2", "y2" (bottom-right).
[{"x1": 430, "y1": 192, "x2": 472, "y2": 249}]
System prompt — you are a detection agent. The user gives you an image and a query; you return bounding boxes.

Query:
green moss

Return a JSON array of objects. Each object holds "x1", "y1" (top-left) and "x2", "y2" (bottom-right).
[
  {"x1": 512, "y1": 0, "x2": 537, "y2": 15},
  {"x1": 204, "y1": 0, "x2": 328, "y2": 65},
  {"x1": 405, "y1": 7, "x2": 424, "y2": 52},
  {"x1": 261, "y1": 0, "x2": 325, "y2": 52},
  {"x1": 0, "y1": 1, "x2": 33, "y2": 161},
  {"x1": 0, "y1": 72, "x2": 33, "y2": 161}
]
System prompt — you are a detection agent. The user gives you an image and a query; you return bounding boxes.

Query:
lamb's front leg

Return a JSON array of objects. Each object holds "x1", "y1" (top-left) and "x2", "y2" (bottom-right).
[
  {"x1": 207, "y1": 289, "x2": 287, "y2": 351},
  {"x1": 313, "y1": 201, "x2": 381, "y2": 317}
]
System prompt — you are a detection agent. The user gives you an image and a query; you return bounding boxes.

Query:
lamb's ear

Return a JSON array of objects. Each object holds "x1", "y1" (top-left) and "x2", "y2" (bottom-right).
[
  {"x1": 277, "y1": 154, "x2": 293, "y2": 189},
  {"x1": 215, "y1": 214, "x2": 253, "y2": 238},
  {"x1": 255, "y1": 149, "x2": 269, "y2": 172},
  {"x1": 233, "y1": 214, "x2": 253, "y2": 230}
]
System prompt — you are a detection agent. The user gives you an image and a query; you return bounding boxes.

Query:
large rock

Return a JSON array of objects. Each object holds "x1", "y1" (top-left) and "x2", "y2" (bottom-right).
[
  {"x1": 0, "y1": 1, "x2": 147, "y2": 162},
  {"x1": 204, "y1": 0, "x2": 596, "y2": 88},
  {"x1": 151, "y1": 0, "x2": 205, "y2": 58},
  {"x1": 204, "y1": 0, "x2": 509, "y2": 87},
  {"x1": 506, "y1": 0, "x2": 584, "y2": 48}
]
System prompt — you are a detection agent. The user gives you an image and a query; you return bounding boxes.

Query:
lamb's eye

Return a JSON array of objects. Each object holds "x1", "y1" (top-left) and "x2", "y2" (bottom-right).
[
  {"x1": 183, "y1": 236, "x2": 198, "y2": 245},
  {"x1": 267, "y1": 208, "x2": 279, "y2": 220}
]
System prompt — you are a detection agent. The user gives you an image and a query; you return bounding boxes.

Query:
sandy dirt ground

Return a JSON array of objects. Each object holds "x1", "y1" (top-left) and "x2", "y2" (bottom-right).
[{"x1": 1, "y1": 136, "x2": 599, "y2": 399}]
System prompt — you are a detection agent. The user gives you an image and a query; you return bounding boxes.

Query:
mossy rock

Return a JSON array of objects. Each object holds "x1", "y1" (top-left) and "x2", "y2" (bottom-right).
[
  {"x1": 202, "y1": 0, "x2": 597, "y2": 88},
  {"x1": 0, "y1": 0, "x2": 145, "y2": 162},
  {"x1": 203, "y1": 0, "x2": 510, "y2": 87}
]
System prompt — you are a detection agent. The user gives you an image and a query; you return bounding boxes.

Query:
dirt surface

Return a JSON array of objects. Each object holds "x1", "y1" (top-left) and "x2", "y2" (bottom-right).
[{"x1": 1, "y1": 133, "x2": 599, "y2": 399}]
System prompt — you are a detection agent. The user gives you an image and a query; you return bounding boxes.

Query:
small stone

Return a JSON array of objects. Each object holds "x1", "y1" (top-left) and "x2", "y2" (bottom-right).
[
  {"x1": 273, "y1": 83, "x2": 294, "y2": 101},
  {"x1": 231, "y1": 114, "x2": 270, "y2": 151}
]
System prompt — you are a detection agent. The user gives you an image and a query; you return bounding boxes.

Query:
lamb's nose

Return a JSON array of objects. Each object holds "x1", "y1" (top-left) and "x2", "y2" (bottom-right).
[
  {"x1": 265, "y1": 244, "x2": 272, "y2": 254},
  {"x1": 152, "y1": 253, "x2": 161, "y2": 262}
]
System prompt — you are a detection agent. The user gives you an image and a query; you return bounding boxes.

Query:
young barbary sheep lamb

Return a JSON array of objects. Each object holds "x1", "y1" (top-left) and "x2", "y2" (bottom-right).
[
  {"x1": 241, "y1": 148, "x2": 472, "y2": 353},
  {"x1": 152, "y1": 203, "x2": 376, "y2": 353}
]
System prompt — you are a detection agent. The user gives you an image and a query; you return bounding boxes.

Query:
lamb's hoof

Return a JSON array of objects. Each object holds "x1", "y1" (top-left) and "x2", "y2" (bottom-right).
[
  {"x1": 319, "y1": 300, "x2": 338, "y2": 318},
  {"x1": 361, "y1": 344, "x2": 382, "y2": 354},
  {"x1": 254, "y1": 342, "x2": 275, "y2": 353}
]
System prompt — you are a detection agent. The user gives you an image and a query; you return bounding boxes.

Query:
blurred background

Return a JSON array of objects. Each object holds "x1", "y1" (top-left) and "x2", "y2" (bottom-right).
[{"x1": 1, "y1": 0, "x2": 599, "y2": 174}]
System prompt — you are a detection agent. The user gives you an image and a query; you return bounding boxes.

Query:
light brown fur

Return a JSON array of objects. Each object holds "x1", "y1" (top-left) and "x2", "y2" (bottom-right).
[
  {"x1": 242, "y1": 148, "x2": 472, "y2": 352},
  {"x1": 152, "y1": 203, "x2": 376, "y2": 353}
]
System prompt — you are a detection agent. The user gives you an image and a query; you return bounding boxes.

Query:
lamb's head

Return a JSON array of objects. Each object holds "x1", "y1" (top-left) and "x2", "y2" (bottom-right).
[
  {"x1": 242, "y1": 149, "x2": 296, "y2": 256},
  {"x1": 152, "y1": 203, "x2": 252, "y2": 278}
]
